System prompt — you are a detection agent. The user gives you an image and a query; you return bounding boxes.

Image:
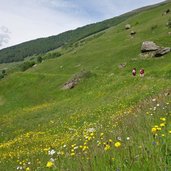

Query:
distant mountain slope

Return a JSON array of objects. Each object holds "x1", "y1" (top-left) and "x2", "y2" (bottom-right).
[{"x1": 0, "y1": 1, "x2": 167, "y2": 63}]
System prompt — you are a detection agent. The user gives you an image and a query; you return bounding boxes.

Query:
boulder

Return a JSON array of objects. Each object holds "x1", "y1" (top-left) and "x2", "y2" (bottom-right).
[
  {"x1": 63, "y1": 81, "x2": 77, "y2": 90},
  {"x1": 154, "y1": 47, "x2": 171, "y2": 57},
  {"x1": 118, "y1": 63, "x2": 127, "y2": 69},
  {"x1": 141, "y1": 41, "x2": 159, "y2": 52},
  {"x1": 62, "y1": 70, "x2": 91, "y2": 90},
  {"x1": 130, "y1": 31, "x2": 136, "y2": 35},
  {"x1": 125, "y1": 24, "x2": 131, "y2": 30}
]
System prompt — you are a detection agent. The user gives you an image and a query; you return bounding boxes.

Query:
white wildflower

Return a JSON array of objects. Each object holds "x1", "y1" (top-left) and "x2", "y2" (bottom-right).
[{"x1": 48, "y1": 149, "x2": 56, "y2": 156}]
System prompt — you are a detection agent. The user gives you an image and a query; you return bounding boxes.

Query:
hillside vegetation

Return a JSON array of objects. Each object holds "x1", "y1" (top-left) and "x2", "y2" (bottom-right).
[
  {"x1": 0, "y1": 1, "x2": 171, "y2": 171},
  {"x1": 0, "y1": 0, "x2": 167, "y2": 63}
]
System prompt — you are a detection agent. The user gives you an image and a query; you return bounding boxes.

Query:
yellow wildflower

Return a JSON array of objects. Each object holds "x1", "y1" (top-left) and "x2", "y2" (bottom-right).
[
  {"x1": 160, "y1": 118, "x2": 166, "y2": 122},
  {"x1": 26, "y1": 167, "x2": 30, "y2": 171},
  {"x1": 109, "y1": 139, "x2": 113, "y2": 143},
  {"x1": 88, "y1": 137, "x2": 92, "y2": 141},
  {"x1": 71, "y1": 144, "x2": 76, "y2": 148},
  {"x1": 151, "y1": 127, "x2": 157, "y2": 133},
  {"x1": 70, "y1": 152, "x2": 75, "y2": 156},
  {"x1": 161, "y1": 134, "x2": 165, "y2": 137},
  {"x1": 160, "y1": 123, "x2": 165, "y2": 127},
  {"x1": 104, "y1": 144, "x2": 110, "y2": 151},
  {"x1": 114, "y1": 142, "x2": 121, "y2": 148},
  {"x1": 82, "y1": 146, "x2": 88, "y2": 152},
  {"x1": 157, "y1": 127, "x2": 161, "y2": 131},
  {"x1": 100, "y1": 133, "x2": 104, "y2": 137},
  {"x1": 46, "y1": 161, "x2": 54, "y2": 168},
  {"x1": 90, "y1": 133, "x2": 94, "y2": 136},
  {"x1": 169, "y1": 130, "x2": 171, "y2": 134},
  {"x1": 112, "y1": 157, "x2": 115, "y2": 161}
]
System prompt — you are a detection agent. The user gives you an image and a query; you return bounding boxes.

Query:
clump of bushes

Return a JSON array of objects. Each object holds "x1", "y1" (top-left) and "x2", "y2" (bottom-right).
[
  {"x1": 44, "y1": 52, "x2": 62, "y2": 60},
  {"x1": 0, "y1": 69, "x2": 7, "y2": 80},
  {"x1": 37, "y1": 56, "x2": 43, "y2": 63},
  {"x1": 19, "y1": 61, "x2": 35, "y2": 71}
]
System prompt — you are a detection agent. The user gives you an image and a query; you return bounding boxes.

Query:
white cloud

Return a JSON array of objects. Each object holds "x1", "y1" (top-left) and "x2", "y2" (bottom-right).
[{"x1": 0, "y1": 0, "x2": 164, "y2": 49}]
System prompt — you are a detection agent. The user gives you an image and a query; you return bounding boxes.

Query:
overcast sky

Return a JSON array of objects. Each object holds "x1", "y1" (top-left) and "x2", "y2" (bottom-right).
[{"x1": 0, "y1": 0, "x2": 164, "y2": 49}]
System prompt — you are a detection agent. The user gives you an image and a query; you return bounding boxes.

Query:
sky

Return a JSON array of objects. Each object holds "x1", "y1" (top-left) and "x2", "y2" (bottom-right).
[{"x1": 0, "y1": 0, "x2": 165, "y2": 49}]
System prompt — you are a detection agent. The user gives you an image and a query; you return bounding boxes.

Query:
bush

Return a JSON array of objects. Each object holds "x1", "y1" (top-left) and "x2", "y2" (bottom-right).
[
  {"x1": 37, "y1": 56, "x2": 42, "y2": 63},
  {"x1": 19, "y1": 61, "x2": 35, "y2": 71},
  {"x1": 44, "y1": 52, "x2": 62, "y2": 60},
  {"x1": 0, "y1": 73, "x2": 4, "y2": 80}
]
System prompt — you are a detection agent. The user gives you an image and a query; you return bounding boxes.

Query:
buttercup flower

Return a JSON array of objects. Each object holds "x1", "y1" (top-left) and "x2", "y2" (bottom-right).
[{"x1": 114, "y1": 142, "x2": 121, "y2": 148}]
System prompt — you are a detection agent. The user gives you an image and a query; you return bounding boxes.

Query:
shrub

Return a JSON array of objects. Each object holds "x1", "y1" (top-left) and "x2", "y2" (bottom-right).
[
  {"x1": 0, "y1": 73, "x2": 4, "y2": 79},
  {"x1": 37, "y1": 56, "x2": 43, "y2": 63},
  {"x1": 19, "y1": 61, "x2": 35, "y2": 71},
  {"x1": 44, "y1": 52, "x2": 62, "y2": 60},
  {"x1": 151, "y1": 24, "x2": 158, "y2": 31}
]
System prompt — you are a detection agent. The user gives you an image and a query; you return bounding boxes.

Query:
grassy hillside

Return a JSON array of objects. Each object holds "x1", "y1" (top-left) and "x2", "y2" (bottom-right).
[
  {"x1": 0, "y1": 0, "x2": 167, "y2": 63},
  {"x1": 0, "y1": 1, "x2": 171, "y2": 171}
]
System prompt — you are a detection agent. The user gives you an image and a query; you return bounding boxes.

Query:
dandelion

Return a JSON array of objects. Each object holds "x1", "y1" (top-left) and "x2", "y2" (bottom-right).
[
  {"x1": 71, "y1": 144, "x2": 76, "y2": 148},
  {"x1": 161, "y1": 134, "x2": 165, "y2": 137},
  {"x1": 26, "y1": 167, "x2": 30, "y2": 171},
  {"x1": 114, "y1": 142, "x2": 121, "y2": 148},
  {"x1": 46, "y1": 161, "x2": 54, "y2": 168},
  {"x1": 70, "y1": 152, "x2": 75, "y2": 156},
  {"x1": 156, "y1": 127, "x2": 161, "y2": 131},
  {"x1": 88, "y1": 137, "x2": 92, "y2": 141},
  {"x1": 100, "y1": 133, "x2": 104, "y2": 137},
  {"x1": 104, "y1": 144, "x2": 110, "y2": 151},
  {"x1": 151, "y1": 127, "x2": 157, "y2": 133},
  {"x1": 160, "y1": 123, "x2": 165, "y2": 127},
  {"x1": 109, "y1": 139, "x2": 113, "y2": 143},
  {"x1": 82, "y1": 146, "x2": 89, "y2": 152},
  {"x1": 168, "y1": 131, "x2": 171, "y2": 134},
  {"x1": 90, "y1": 132, "x2": 94, "y2": 136},
  {"x1": 160, "y1": 118, "x2": 166, "y2": 122}
]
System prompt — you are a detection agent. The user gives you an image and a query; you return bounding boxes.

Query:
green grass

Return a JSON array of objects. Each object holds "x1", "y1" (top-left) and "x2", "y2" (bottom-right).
[{"x1": 0, "y1": 1, "x2": 171, "y2": 171}]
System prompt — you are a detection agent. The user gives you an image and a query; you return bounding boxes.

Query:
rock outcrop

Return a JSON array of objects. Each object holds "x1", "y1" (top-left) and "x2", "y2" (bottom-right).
[
  {"x1": 118, "y1": 63, "x2": 127, "y2": 69},
  {"x1": 141, "y1": 41, "x2": 159, "y2": 52},
  {"x1": 154, "y1": 47, "x2": 171, "y2": 57},
  {"x1": 130, "y1": 31, "x2": 136, "y2": 36},
  {"x1": 125, "y1": 24, "x2": 131, "y2": 30},
  {"x1": 141, "y1": 41, "x2": 170, "y2": 57},
  {"x1": 63, "y1": 70, "x2": 91, "y2": 90}
]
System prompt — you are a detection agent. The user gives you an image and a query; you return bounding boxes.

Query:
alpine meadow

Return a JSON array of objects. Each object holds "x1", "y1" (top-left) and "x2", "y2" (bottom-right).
[{"x1": 0, "y1": 1, "x2": 171, "y2": 171}]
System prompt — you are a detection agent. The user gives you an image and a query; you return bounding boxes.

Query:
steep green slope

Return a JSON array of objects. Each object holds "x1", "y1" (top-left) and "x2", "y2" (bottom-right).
[
  {"x1": 0, "y1": 0, "x2": 167, "y2": 63},
  {"x1": 0, "y1": 1, "x2": 171, "y2": 171}
]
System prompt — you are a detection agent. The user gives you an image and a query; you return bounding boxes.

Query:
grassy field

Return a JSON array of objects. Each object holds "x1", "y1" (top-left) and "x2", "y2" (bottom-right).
[{"x1": 0, "y1": 1, "x2": 171, "y2": 171}]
